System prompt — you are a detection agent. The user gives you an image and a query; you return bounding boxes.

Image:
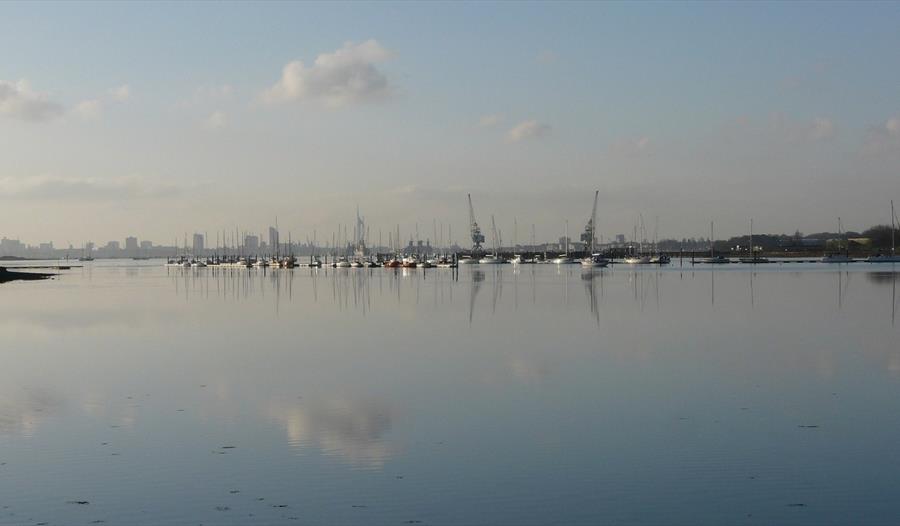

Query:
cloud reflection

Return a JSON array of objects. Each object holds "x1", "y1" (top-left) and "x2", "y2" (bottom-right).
[
  {"x1": 268, "y1": 397, "x2": 394, "y2": 469},
  {"x1": 0, "y1": 387, "x2": 63, "y2": 437}
]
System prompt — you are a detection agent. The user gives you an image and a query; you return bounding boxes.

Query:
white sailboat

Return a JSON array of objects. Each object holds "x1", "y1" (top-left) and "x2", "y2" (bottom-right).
[
  {"x1": 866, "y1": 200, "x2": 900, "y2": 263},
  {"x1": 623, "y1": 216, "x2": 651, "y2": 264},
  {"x1": 553, "y1": 220, "x2": 575, "y2": 264},
  {"x1": 479, "y1": 215, "x2": 504, "y2": 264}
]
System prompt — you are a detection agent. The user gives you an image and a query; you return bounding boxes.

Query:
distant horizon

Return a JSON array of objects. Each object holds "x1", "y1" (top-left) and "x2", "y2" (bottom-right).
[{"x1": 2, "y1": 214, "x2": 896, "y2": 256}]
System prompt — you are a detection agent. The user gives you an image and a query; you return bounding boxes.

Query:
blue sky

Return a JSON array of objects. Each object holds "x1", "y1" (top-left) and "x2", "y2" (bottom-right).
[{"x1": 1, "y1": 1, "x2": 899, "y2": 246}]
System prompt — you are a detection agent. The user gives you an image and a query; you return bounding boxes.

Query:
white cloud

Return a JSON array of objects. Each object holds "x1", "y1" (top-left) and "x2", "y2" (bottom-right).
[
  {"x1": 0, "y1": 175, "x2": 183, "y2": 201},
  {"x1": 506, "y1": 120, "x2": 551, "y2": 143},
  {"x1": 204, "y1": 110, "x2": 227, "y2": 130},
  {"x1": 611, "y1": 136, "x2": 651, "y2": 155},
  {"x1": 108, "y1": 84, "x2": 130, "y2": 102},
  {"x1": 476, "y1": 113, "x2": 503, "y2": 128},
  {"x1": 808, "y1": 117, "x2": 836, "y2": 141},
  {"x1": 770, "y1": 113, "x2": 836, "y2": 143},
  {"x1": 0, "y1": 79, "x2": 64, "y2": 122},
  {"x1": 261, "y1": 40, "x2": 393, "y2": 107},
  {"x1": 73, "y1": 99, "x2": 102, "y2": 120},
  {"x1": 862, "y1": 115, "x2": 900, "y2": 155}
]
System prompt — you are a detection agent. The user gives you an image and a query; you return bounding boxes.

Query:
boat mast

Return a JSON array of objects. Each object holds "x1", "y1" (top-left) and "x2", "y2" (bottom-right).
[
  {"x1": 749, "y1": 218, "x2": 754, "y2": 259},
  {"x1": 639, "y1": 214, "x2": 645, "y2": 256},
  {"x1": 490, "y1": 215, "x2": 498, "y2": 255},
  {"x1": 591, "y1": 190, "x2": 598, "y2": 255},
  {"x1": 710, "y1": 221, "x2": 714, "y2": 258},
  {"x1": 892, "y1": 200, "x2": 896, "y2": 256},
  {"x1": 514, "y1": 217, "x2": 518, "y2": 255},
  {"x1": 531, "y1": 224, "x2": 536, "y2": 253}
]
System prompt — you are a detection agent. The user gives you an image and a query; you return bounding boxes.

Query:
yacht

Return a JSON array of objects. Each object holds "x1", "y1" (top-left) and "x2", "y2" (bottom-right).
[
  {"x1": 739, "y1": 219, "x2": 768, "y2": 263},
  {"x1": 479, "y1": 254, "x2": 504, "y2": 264},
  {"x1": 623, "y1": 255, "x2": 651, "y2": 264},
  {"x1": 554, "y1": 220, "x2": 575, "y2": 264},
  {"x1": 702, "y1": 221, "x2": 729, "y2": 264},
  {"x1": 457, "y1": 256, "x2": 478, "y2": 265},
  {"x1": 702, "y1": 255, "x2": 730, "y2": 264},
  {"x1": 435, "y1": 255, "x2": 458, "y2": 268},
  {"x1": 867, "y1": 254, "x2": 900, "y2": 263},
  {"x1": 580, "y1": 254, "x2": 609, "y2": 268},
  {"x1": 866, "y1": 201, "x2": 899, "y2": 262}
]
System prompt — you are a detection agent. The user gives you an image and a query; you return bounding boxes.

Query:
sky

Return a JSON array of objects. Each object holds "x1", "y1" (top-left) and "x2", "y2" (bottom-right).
[{"x1": 1, "y1": 1, "x2": 900, "y2": 247}]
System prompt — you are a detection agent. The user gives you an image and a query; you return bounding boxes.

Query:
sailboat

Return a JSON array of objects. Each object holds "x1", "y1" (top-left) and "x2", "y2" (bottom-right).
[
  {"x1": 479, "y1": 215, "x2": 504, "y2": 264},
  {"x1": 739, "y1": 219, "x2": 769, "y2": 263},
  {"x1": 866, "y1": 200, "x2": 900, "y2": 263},
  {"x1": 78, "y1": 242, "x2": 95, "y2": 262},
  {"x1": 822, "y1": 217, "x2": 853, "y2": 263},
  {"x1": 623, "y1": 216, "x2": 651, "y2": 264},
  {"x1": 581, "y1": 190, "x2": 609, "y2": 268},
  {"x1": 702, "y1": 221, "x2": 729, "y2": 264},
  {"x1": 552, "y1": 220, "x2": 575, "y2": 264}
]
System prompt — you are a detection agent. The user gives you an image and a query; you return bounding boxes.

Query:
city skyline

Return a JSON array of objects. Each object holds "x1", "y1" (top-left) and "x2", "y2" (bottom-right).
[{"x1": 2, "y1": 2, "x2": 900, "y2": 245}]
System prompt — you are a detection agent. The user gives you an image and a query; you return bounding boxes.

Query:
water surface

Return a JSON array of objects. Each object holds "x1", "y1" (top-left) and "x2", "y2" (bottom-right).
[{"x1": 1, "y1": 261, "x2": 899, "y2": 525}]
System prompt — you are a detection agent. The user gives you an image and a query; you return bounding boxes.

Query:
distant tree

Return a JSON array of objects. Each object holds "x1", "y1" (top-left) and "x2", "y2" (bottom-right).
[{"x1": 862, "y1": 225, "x2": 900, "y2": 248}]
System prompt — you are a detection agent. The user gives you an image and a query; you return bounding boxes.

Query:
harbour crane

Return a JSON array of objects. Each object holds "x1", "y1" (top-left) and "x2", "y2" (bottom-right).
[
  {"x1": 468, "y1": 193, "x2": 486, "y2": 253},
  {"x1": 581, "y1": 190, "x2": 599, "y2": 251}
]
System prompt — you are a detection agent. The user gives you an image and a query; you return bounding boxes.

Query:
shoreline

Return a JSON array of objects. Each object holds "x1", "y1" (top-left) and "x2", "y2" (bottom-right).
[{"x1": 0, "y1": 267, "x2": 55, "y2": 284}]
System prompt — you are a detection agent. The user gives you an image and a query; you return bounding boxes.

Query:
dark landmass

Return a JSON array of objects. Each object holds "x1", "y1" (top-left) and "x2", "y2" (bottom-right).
[
  {"x1": 0, "y1": 256, "x2": 28, "y2": 261},
  {"x1": 0, "y1": 267, "x2": 54, "y2": 283}
]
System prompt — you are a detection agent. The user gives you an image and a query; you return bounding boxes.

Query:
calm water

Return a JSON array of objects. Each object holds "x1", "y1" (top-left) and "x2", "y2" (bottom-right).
[{"x1": 1, "y1": 261, "x2": 899, "y2": 525}]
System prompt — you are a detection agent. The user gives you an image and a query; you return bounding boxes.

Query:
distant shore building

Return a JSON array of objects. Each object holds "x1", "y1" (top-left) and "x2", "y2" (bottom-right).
[
  {"x1": 245, "y1": 235, "x2": 259, "y2": 251},
  {"x1": 125, "y1": 236, "x2": 139, "y2": 253},
  {"x1": 0, "y1": 237, "x2": 25, "y2": 256},
  {"x1": 268, "y1": 227, "x2": 279, "y2": 252},
  {"x1": 192, "y1": 233, "x2": 204, "y2": 254}
]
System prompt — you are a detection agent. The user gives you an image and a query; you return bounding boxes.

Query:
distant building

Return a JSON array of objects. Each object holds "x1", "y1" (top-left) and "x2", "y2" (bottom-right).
[
  {"x1": 0, "y1": 237, "x2": 24, "y2": 255},
  {"x1": 245, "y1": 235, "x2": 259, "y2": 251},
  {"x1": 140, "y1": 240, "x2": 153, "y2": 250},
  {"x1": 615, "y1": 234, "x2": 626, "y2": 244},
  {"x1": 268, "y1": 227, "x2": 279, "y2": 251},
  {"x1": 125, "y1": 237, "x2": 138, "y2": 251},
  {"x1": 192, "y1": 233, "x2": 204, "y2": 254},
  {"x1": 105, "y1": 241, "x2": 120, "y2": 251}
]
